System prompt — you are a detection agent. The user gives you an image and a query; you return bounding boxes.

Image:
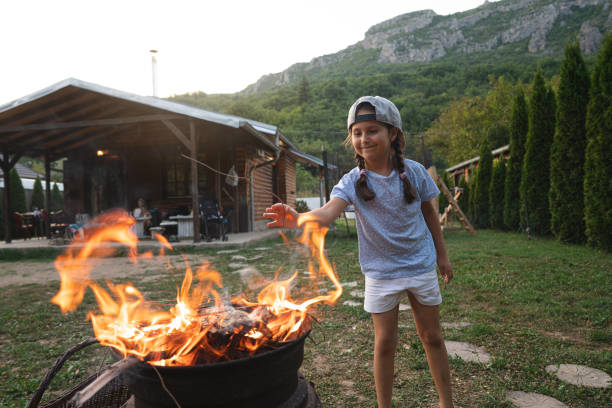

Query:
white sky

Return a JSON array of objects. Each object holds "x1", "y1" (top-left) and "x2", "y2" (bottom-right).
[{"x1": 0, "y1": 0, "x2": 494, "y2": 104}]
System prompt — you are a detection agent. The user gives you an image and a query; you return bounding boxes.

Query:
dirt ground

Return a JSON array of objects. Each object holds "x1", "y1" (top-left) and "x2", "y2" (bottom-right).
[{"x1": 0, "y1": 254, "x2": 215, "y2": 288}]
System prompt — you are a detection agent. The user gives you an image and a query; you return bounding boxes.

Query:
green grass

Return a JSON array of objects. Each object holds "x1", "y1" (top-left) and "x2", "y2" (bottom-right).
[{"x1": 1, "y1": 226, "x2": 610, "y2": 407}]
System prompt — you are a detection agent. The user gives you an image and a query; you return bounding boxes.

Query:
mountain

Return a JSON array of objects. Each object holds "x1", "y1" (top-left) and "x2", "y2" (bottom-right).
[{"x1": 243, "y1": 0, "x2": 611, "y2": 94}]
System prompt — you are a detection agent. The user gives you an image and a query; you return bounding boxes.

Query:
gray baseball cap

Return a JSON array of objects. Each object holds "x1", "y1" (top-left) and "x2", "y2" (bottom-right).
[{"x1": 347, "y1": 96, "x2": 402, "y2": 130}]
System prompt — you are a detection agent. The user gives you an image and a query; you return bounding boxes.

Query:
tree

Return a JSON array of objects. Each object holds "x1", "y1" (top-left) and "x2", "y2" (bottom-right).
[
  {"x1": 51, "y1": 183, "x2": 63, "y2": 212},
  {"x1": 520, "y1": 68, "x2": 556, "y2": 236},
  {"x1": 457, "y1": 176, "x2": 470, "y2": 218},
  {"x1": 584, "y1": 33, "x2": 612, "y2": 251},
  {"x1": 489, "y1": 159, "x2": 506, "y2": 229},
  {"x1": 298, "y1": 76, "x2": 310, "y2": 105},
  {"x1": 504, "y1": 88, "x2": 528, "y2": 231},
  {"x1": 473, "y1": 138, "x2": 493, "y2": 228},
  {"x1": 9, "y1": 169, "x2": 26, "y2": 214},
  {"x1": 31, "y1": 176, "x2": 45, "y2": 211},
  {"x1": 549, "y1": 42, "x2": 590, "y2": 244},
  {"x1": 9, "y1": 169, "x2": 27, "y2": 237}
]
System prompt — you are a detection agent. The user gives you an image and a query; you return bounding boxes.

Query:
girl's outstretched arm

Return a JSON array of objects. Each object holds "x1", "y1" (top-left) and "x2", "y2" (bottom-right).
[
  {"x1": 421, "y1": 199, "x2": 454, "y2": 284},
  {"x1": 263, "y1": 197, "x2": 348, "y2": 229}
]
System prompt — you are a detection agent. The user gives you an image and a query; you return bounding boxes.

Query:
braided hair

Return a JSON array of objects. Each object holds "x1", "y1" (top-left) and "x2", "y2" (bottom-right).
[{"x1": 349, "y1": 118, "x2": 417, "y2": 203}]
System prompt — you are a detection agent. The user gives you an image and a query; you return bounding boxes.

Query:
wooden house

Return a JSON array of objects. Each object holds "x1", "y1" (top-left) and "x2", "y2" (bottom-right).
[{"x1": 0, "y1": 78, "x2": 326, "y2": 242}]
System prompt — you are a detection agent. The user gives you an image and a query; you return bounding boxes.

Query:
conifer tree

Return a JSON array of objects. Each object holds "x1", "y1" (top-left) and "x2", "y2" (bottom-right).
[
  {"x1": 31, "y1": 176, "x2": 45, "y2": 211},
  {"x1": 584, "y1": 33, "x2": 612, "y2": 251},
  {"x1": 458, "y1": 176, "x2": 470, "y2": 217},
  {"x1": 9, "y1": 169, "x2": 26, "y2": 214},
  {"x1": 504, "y1": 88, "x2": 528, "y2": 231},
  {"x1": 489, "y1": 159, "x2": 506, "y2": 229},
  {"x1": 549, "y1": 41, "x2": 590, "y2": 243},
  {"x1": 51, "y1": 183, "x2": 63, "y2": 211},
  {"x1": 473, "y1": 138, "x2": 493, "y2": 228},
  {"x1": 520, "y1": 68, "x2": 556, "y2": 235},
  {"x1": 9, "y1": 169, "x2": 27, "y2": 237}
]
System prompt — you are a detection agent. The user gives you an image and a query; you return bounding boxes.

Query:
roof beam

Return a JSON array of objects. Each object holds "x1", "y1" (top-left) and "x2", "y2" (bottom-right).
[
  {"x1": 0, "y1": 113, "x2": 181, "y2": 133},
  {"x1": 162, "y1": 119, "x2": 190, "y2": 149}
]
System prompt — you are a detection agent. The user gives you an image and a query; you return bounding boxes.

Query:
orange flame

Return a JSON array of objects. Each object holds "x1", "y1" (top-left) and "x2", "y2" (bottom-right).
[{"x1": 51, "y1": 210, "x2": 342, "y2": 366}]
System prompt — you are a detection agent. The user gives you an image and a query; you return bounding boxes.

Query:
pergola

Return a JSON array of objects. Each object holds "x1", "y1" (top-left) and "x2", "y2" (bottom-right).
[{"x1": 0, "y1": 78, "x2": 325, "y2": 243}]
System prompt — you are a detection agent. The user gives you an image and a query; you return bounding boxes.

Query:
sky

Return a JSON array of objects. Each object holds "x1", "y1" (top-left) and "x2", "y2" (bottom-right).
[{"x1": 0, "y1": 0, "x2": 496, "y2": 104}]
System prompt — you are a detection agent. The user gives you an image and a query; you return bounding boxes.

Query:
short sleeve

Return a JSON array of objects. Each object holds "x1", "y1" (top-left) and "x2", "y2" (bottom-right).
[
  {"x1": 330, "y1": 171, "x2": 355, "y2": 206},
  {"x1": 414, "y1": 162, "x2": 440, "y2": 202}
]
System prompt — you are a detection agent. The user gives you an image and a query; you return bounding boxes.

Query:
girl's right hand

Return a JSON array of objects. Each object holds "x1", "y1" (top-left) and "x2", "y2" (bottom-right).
[{"x1": 263, "y1": 203, "x2": 299, "y2": 228}]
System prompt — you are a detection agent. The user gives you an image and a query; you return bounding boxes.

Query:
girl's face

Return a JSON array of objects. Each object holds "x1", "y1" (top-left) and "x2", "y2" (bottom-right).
[{"x1": 350, "y1": 108, "x2": 396, "y2": 164}]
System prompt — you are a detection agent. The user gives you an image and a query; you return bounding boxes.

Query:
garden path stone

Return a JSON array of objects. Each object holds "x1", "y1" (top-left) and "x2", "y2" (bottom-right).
[
  {"x1": 506, "y1": 391, "x2": 567, "y2": 407},
  {"x1": 441, "y1": 322, "x2": 472, "y2": 329},
  {"x1": 233, "y1": 267, "x2": 260, "y2": 281},
  {"x1": 216, "y1": 249, "x2": 239, "y2": 254},
  {"x1": 399, "y1": 304, "x2": 411, "y2": 311},
  {"x1": 342, "y1": 281, "x2": 359, "y2": 288},
  {"x1": 343, "y1": 300, "x2": 361, "y2": 307},
  {"x1": 248, "y1": 254, "x2": 264, "y2": 261},
  {"x1": 228, "y1": 263, "x2": 248, "y2": 269},
  {"x1": 231, "y1": 255, "x2": 247, "y2": 261},
  {"x1": 545, "y1": 364, "x2": 612, "y2": 388},
  {"x1": 444, "y1": 340, "x2": 491, "y2": 363},
  {"x1": 350, "y1": 289, "x2": 364, "y2": 298},
  {"x1": 254, "y1": 247, "x2": 270, "y2": 251}
]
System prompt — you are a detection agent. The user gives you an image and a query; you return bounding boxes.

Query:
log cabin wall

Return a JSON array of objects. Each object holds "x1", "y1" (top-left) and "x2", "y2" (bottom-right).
[
  {"x1": 250, "y1": 156, "x2": 275, "y2": 231},
  {"x1": 276, "y1": 153, "x2": 297, "y2": 209}
]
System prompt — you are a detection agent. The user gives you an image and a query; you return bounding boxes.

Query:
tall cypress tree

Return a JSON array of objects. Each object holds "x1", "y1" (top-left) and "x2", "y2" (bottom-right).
[
  {"x1": 504, "y1": 88, "x2": 528, "y2": 231},
  {"x1": 549, "y1": 41, "x2": 590, "y2": 244},
  {"x1": 458, "y1": 175, "x2": 470, "y2": 217},
  {"x1": 51, "y1": 183, "x2": 63, "y2": 212},
  {"x1": 9, "y1": 169, "x2": 26, "y2": 214},
  {"x1": 584, "y1": 33, "x2": 612, "y2": 251},
  {"x1": 31, "y1": 176, "x2": 45, "y2": 211},
  {"x1": 520, "y1": 68, "x2": 556, "y2": 236},
  {"x1": 490, "y1": 159, "x2": 506, "y2": 229},
  {"x1": 473, "y1": 138, "x2": 493, "y2": 228}
]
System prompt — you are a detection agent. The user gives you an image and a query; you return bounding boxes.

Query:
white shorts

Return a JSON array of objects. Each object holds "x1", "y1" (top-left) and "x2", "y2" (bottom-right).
[{"x1": 364, "y1": 270, "x2": 442, "y2": 314}]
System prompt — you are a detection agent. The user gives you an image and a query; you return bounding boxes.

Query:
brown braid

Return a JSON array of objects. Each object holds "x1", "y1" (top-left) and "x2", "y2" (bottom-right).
[
  {"x1": 354, "y1": 154, "x2": 376, "y2": 201},
  {"x1": 392, "y1": 138, "x2": 417, "y2": 203}
]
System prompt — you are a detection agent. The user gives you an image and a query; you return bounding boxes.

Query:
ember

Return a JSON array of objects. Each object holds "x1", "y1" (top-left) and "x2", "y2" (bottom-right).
[{"x1": 51, "y1": 210, "x2": 341, "y2": 367}]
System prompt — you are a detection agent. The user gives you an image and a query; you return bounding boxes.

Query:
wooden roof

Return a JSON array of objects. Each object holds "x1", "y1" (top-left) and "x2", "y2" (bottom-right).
[{"x1": 0, "y1": 78, "x2": 303, "y2": 162}]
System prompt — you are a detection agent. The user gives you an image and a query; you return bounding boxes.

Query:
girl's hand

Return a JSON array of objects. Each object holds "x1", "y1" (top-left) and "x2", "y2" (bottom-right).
[
  {"x1": 263, "y1": 203, "x2": 299, "y2": 228},
  {"x1": 438, "y1": 257, "x2": 453, "y2": 284}
]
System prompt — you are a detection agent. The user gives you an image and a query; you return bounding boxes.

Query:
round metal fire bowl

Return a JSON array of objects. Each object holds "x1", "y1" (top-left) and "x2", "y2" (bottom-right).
[{"x1": 112, "y1": 331, "x2": 310, "y2": 408}]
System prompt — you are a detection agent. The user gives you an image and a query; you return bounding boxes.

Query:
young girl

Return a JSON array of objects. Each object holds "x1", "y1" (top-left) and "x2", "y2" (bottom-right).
[{"x1": 264, "y1": 96, "x2": 454, "y2": 408}]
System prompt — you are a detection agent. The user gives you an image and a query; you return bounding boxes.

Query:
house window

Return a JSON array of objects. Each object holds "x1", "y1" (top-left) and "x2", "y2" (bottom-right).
[
  {"x1": 163, "y1": 152, "x2": 208, "y2": 198},
  {"x1": 164, "y1": 155, "x2": 190, "y2": 197}
]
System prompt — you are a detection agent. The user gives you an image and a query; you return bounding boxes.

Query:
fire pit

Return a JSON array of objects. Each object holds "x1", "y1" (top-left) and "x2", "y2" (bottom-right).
[
  {"x1": 117, "y1": 331, "x2": 318, "y2": 408},
  {"x1": 42, "y1": 211, "x2": 337, "y2": 408}
]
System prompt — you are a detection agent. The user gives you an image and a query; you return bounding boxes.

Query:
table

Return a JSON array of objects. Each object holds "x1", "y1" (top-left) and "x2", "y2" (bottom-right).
[
  {"x1": 131, "y1": 216, "x2": 151, "y2": 238},
  {"x1": 168, "y1": 215, "x2": 193, "y2": 238}
]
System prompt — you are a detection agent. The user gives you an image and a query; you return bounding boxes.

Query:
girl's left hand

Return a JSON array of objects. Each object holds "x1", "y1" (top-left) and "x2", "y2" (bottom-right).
[{"x1": 438, "y1": 258, "x2": 453, "y2": 284}]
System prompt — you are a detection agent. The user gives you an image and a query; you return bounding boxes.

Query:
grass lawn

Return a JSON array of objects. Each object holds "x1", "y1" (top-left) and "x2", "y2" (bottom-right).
[{"x1": 1, "y1": 225, "x2": 610, "y2": 407}]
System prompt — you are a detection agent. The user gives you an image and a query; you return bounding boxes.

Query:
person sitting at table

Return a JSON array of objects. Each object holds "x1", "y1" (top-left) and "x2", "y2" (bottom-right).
[{"x1": 133, "y1": 198, "x2": 152, "y2": 234}]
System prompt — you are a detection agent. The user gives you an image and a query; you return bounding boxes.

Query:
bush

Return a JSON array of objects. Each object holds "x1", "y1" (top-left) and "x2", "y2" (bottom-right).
[{"x1": 295, "y1": 200, "x2": 310, "y2": 213}]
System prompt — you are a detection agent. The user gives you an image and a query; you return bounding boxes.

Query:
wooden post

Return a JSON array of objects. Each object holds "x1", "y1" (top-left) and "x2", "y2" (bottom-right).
[
  {"x1": 2, "y1": 162, "x2": 10, "y2": 243},
  {"x1": 45, "y1": 156, "x2": 51, "y2": 239},
  {"x1": 190, "y1": 121, "x2": 201, "y2": 242}
]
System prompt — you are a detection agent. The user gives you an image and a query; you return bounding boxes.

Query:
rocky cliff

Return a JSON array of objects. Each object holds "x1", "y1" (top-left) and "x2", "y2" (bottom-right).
[{"x1": 244, "y1": 0, "x2": 611, "y2": 94}]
